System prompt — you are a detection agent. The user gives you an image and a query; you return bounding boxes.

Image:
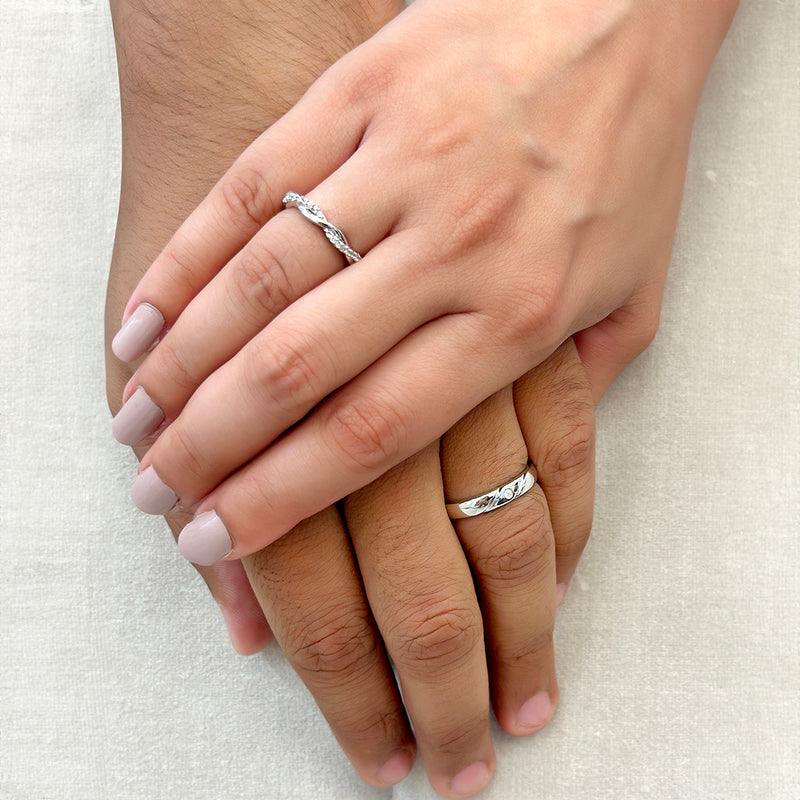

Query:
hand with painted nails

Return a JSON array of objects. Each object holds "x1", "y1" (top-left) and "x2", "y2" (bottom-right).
[
  {"x1": 104, "y1": 0, "x2": 410, "y2": 660},
  {"x1": 111, "y1": 0, "x2": 738, "y2": 564}
]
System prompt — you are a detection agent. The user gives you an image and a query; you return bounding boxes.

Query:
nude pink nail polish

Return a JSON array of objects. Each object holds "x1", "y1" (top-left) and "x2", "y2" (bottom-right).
[
  {"x1": 112, "y1": 302, "x2": 164, "y2": 362},
  {"x1": 178, "y1": 510, "x2": 232, "y2": 566},
  {"x1": 131, "y1": 465, "x2": 178, "y2": 515},
  {"x1": 112, "y1": 386, "x2": 164, "y2": 445}
]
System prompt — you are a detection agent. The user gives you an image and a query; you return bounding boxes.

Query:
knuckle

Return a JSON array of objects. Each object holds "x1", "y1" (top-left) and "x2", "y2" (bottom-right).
[
  {"x1": 165, "y1": 424, "x2": 207, "y2": 486},
  {"x1": 500, "y1": 272, "x2": 568, "y2": 351},
  {"x1": 160, "y1": 241, "x2": 202, "y2": 297},
  {"x1": 423, "y1": 711, "x2": 488, "y2": 757},
  {"x1": 538, "y1": 416, "x2": 595, "y2": 490},
  {"x1": 235, "y1": 472, "x2": 282, "y2": 524},
  {"x1": 286, "y1": 613, "x2": 377, "y2": 680},
  {"x1": 327, "y1": 396, "x2": 406, "y2": 475},
  {"x1": 501, "y1": 628, "x2": 555, "y2": 671},
  {"x1": 218, "y1": 165, "x2": 276, "y2": 231},
  {"x1": 388, "y1": 599, "x2": 481, "y2": 679},
  {"x1": 437, "y1": 179, "x2": 521, "y2": 256},
  {"x1": 244, "y1": 332, "x2": 326, "y2": 413},
  {"x1": 229, "y1": 237, "x2": 296, "y2": 324},
  {"x1": 150, "y1": 338, "x2": 197, "y2": 398},
  {"x1": 471, "y1": 501, "x2": 553, "y2": 587},
  {"x1": 338, "y1": 708, "x2": 403, "y2": 752},
  {"x1": 338, "y1": 51, "x2": 397, "y2": 109},
  {"x1": 555, "y1": 523, "x2": 591, "y2": 564}
]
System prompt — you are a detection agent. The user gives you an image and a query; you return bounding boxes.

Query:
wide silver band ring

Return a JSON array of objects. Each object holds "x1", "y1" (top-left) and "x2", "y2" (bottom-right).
[
  {"x1": 282, "y1": 191, "x2": 362, "y2": 264},
  {"x1": 445, "y1": 464, "x2": 536, "y2": 520}
]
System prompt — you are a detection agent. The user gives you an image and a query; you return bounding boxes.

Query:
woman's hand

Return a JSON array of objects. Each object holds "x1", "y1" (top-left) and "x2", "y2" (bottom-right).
[
  {"x1": 105, "y1": 0, "x2": 404, "y2": 654},
  {"x1": 110, "y1": 0, "x2": 737, "y2": 563},
  {"x1": 243, "y1": 338, "x2": 595, "y2": 798}
]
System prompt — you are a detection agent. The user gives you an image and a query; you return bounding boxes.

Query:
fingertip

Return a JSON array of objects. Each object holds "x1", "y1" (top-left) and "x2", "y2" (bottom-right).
[
  {"x1": 515, "y1": 690, "x2": 555, "y2": 734},
  {"x1": 495, "y1": 688, "x2": 558, "y2": 738},
  {"x1": 447, "y1": 761, "x2": 493, "y2": 798},
  {"x1": 112, "y1": 387, "x2": 164, "y2": 445},
  {"x1": 131, "y1": 465, "x2": 178, "y2": 514},
  {"x1": 373, "y1": 748, "x2": 415, "y2": 787},
  {"x1": 556, "y1": 581, "x2": 568, "y2": 606},
  {"x1": 206, "y1": 558, "x2": 273, "y2": 654},
  {"x1": 224, "y1": 611, "x2": 274, "y2": 656},
  {"x1": 177, "y1": 510, "x2": 233, "y2": 565},
  {"x1": 112, "y1": 302, "x2": 164, "y2": 363}
]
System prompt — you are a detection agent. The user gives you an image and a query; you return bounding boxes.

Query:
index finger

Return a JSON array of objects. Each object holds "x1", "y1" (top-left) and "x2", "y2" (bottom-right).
[{"x1": 111, "y1": 68, "x2": 368, "y2": 362}]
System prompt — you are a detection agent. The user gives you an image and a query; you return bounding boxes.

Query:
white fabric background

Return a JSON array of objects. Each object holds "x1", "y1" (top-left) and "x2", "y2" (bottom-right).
[{"x1": 2, "y1": 2, "x2": 797, "y2": 798}]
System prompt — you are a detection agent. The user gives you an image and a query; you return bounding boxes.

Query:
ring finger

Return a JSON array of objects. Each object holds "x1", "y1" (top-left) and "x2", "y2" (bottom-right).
[
  {"x1": 441, "y1": 386, "x2": 559, "y2": 737},
  {"x1": 112, "y1": 147, "x2": 399, "y2": 446}
]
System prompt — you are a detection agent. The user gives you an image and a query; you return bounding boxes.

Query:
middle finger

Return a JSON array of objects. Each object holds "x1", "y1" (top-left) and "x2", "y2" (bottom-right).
[
  {"x1": 243, "y1": 506, "x2": 416, "y2": 788},
  {"x1": 112, "y1": 147, "x2": 399, "y2": 446},
  {"x1": 345, "y1": 444, "x2": 496, "y2": 799}
]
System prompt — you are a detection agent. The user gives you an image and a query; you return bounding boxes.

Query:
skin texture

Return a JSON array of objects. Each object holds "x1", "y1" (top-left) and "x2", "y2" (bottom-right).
[
  {"x1": 242, "y1": 344, "x2": 597, "y2": 797},
  {"x1": 106, "y1": 0, "x2": 596, "y2": 795},
  {"x1": 106, "y1": 0, "x2": 737, "y2": 796},
  {"x1": 113, "y1": 0, "x2": 739, "y2": 564},
  {"x1": 107, "y1": 0, "x2": 405, "y2": 675}
]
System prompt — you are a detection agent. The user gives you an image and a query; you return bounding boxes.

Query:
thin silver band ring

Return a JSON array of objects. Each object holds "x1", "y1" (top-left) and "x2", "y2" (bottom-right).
[
  {"x1": 445, "y1": 464, "x2": 536, "y2": 520},
  {"x1": 282, "y1": 191, "x2": 362, "y2": 264}
]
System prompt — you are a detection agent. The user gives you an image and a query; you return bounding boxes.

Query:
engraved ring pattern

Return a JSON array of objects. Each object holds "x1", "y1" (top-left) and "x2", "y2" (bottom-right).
[
  {"x1": 445, "y1": 464, "x2": 536, "y2": 519},
  {"x1": 282, "y1": 191, "x2": 362, "y2": 264}
]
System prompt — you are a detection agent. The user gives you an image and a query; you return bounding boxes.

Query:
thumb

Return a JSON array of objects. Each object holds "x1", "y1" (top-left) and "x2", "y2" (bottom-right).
[{"x1": 573, "y1": 293, "x2": 662, "y2": 403}]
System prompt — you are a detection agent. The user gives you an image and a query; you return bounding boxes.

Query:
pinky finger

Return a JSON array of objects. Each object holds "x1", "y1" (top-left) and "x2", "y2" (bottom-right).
[{"x1": 513, "y1": 339, "x2": 596, "y2": 593}]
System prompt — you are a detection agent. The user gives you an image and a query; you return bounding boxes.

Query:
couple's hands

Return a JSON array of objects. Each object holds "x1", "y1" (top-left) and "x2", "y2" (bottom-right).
[
  {"x1": 106, "y1": 0, "x2": 739, "y2": 795},
  {"x1": 105, "y1": 0, "x2": 598, "y2": 792},
  {"x1": 111, "y1": 0, "x2": 737, "y2": 564},
  {"x1": 243, "y1": 340, "x2": 595, "y2": 795}
]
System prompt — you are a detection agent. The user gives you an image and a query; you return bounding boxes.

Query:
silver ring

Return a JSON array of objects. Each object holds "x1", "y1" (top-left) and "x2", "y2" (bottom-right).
[
  {"x1": 445, "y1": 464, "x2": 536, "y2": 519},
  {"x1": 282, "y1": 191, "x2": 362, "y2": 264}
]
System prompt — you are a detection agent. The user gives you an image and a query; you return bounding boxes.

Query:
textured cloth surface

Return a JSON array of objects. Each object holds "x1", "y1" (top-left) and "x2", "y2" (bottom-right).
[{"x1": 1, "y1": 2, "x2": 798, "y2": 799}]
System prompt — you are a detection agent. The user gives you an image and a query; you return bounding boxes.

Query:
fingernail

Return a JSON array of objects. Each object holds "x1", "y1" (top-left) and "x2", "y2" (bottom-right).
[
  {"x1": 131, "y1": 465, "x2": 178, "y2": 515},
  {"x1": 556, "y1": 582, "x2": 568, "y2": 606},
  {"x1": 450, "y1": 762, "x2": 492, "y2": 797},
  {"x1": 376, "y1": 750, "x2": 413, "y2": 786},
  {"x1": 112, "y1": 302, "x2": 164, "y2": 362},
  {"x1": 517, "y1": 691, "x2": 553, "y2": 731},
  {"x1": 112, "y1": 386, "x2": 164, "y2": 445},
  {"x1": 178, "y1": 510, "x2": 232, "y2": 566}
]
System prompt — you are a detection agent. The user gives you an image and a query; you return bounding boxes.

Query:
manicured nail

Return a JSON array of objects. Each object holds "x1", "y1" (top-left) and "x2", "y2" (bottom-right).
[
  {"x1": 517, "y1": 691, "x2": 553, "y2": 731},
  {"x1": 112, "y1": 302, "x2": 164, "y2": 362},
  {"x1": 556, "y1": 582, "x2": 568, "y2": 606},
  {"x1": 131, "y1": 465, "x2": 177, "y2": 515},
  {"x1": 112, "y1": 386, "x2": 164, "y2": 445},
  {"x1": 376, "y1": 750, "x2": 413, "y2": 786},
  {"x1": 178, "y1": 510, "x2": 232, "y2": 566},
  {"x1": 450, "y1": 762, "x2": 492, "y2": 797}
]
